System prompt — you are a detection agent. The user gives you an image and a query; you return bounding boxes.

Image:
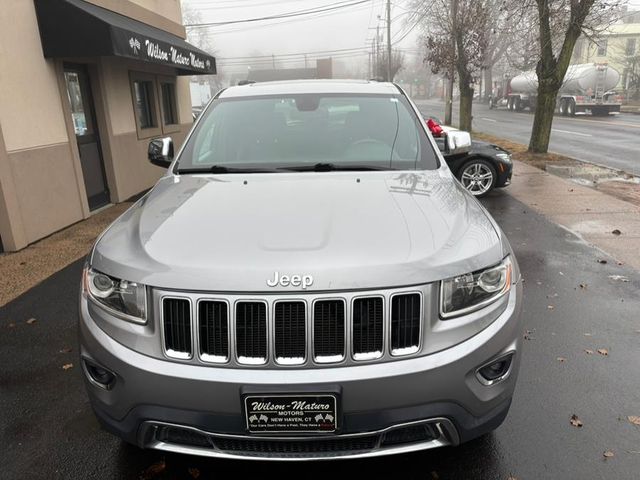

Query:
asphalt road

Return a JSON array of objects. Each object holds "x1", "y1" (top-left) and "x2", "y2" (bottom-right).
[
  {"x1": 1, "y1": 190, "x2": 639, "y2": 479},
  {"x1": 415, "y1": 98, "x2": 640, "y2": 176}
]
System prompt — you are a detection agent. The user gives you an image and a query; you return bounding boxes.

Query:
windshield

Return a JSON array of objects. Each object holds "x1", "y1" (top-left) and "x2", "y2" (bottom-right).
[{"x1": 177, "y1": 93, "x2": 439, "y2": 173}]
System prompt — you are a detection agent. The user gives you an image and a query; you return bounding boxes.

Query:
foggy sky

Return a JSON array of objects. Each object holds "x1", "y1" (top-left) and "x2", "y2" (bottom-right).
[{"x1": 181, "y1": 0, "x2": 421, "y2": 77}]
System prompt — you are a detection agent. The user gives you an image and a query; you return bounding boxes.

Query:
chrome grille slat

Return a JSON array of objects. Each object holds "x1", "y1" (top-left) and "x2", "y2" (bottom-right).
[
  {"x1": 199, "y1": 301, "x2": 229, "y2": 362},
  {"x1": 163, "y1": 298, "x2": 192, "y2": 358},
  {"x1": 391, "y1": 294, "x2": 421, "y2": 355},
  {"x1": 352, "y1": 297, "x2": 384, "y2": 360},
  {"x1": 313, "y1": 300, "x2": 345, "y2": 362},
  {"x1": 236, "y1": 302, "x2": 267, "y2": 364},
  {"x1": 274, "y1": 301, "x2": 306, "y2": 364}
]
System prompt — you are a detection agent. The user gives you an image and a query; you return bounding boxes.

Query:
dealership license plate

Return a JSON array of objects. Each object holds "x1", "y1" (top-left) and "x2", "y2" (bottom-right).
[{"x1": 244, "y1": 394, "x2": 338, "y2": 433}]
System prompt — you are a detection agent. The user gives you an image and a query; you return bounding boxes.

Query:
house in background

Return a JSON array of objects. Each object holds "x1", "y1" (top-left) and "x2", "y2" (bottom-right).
[
  {"x1": 0, "y1": 0, "x2": 215, "y2": 252},
  {"x1": 572, "y1": 13, "x2": 640, "y2": 100}
]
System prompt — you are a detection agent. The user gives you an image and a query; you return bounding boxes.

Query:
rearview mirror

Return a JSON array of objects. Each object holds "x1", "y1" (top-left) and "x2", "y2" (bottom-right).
[
  {"x1": 445, "y1": 131, "x2": 471, "y2": 155},
  {"x1": 148, "y1": 137, "x2": 174, "y2": 168}
]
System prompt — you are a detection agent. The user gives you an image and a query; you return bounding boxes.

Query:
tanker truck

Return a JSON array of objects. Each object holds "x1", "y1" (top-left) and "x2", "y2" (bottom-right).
[{"x1": 489, "y1": 63, "x2": 622, "y2": 116}]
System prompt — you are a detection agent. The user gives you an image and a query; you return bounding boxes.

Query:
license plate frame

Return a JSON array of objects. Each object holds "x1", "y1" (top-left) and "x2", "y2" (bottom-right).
[{"x1": 243, "y1": 394, "x2": 338, "y2": 434}]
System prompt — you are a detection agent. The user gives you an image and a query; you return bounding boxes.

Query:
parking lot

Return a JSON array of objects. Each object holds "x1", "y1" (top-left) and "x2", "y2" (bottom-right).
[{"x1": 2, "y1": 188, "x2": 639, "y2": 480}]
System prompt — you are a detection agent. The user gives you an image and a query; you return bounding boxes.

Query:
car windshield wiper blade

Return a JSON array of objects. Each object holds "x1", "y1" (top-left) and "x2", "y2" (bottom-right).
[
  {"x1": 281, "y1": 163, "x2": 394, "y2": 172},
  {"x1": 177, "y1": 165, "x2": 280, "y2": 174}
]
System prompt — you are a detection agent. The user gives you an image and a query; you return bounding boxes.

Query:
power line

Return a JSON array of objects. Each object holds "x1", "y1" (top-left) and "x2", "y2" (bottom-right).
[{"x1": 185, "y1": 0, "x2": 371, "y2": 28}]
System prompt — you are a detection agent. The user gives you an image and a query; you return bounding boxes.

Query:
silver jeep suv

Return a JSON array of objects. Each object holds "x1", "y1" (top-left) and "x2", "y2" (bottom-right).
[{"x1": 80, "y1": 80, "x2": 523, "y2": 460}]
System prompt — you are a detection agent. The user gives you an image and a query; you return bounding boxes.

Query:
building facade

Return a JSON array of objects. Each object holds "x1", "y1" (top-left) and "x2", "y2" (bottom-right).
[{"x1": 0, "y1": 0, "x2": 215, "y2": 252}]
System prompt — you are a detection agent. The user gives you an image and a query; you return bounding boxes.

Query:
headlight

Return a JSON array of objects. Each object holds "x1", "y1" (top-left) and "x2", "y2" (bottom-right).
[
  {"x1": 83, "y1": 267, "x2": 147, "y2": 323},
  {"x1": 495, "y1": 152, "x2": 511, "y2": 162},
  {"x1": 440, "y1": 257, "x2": 512, "y2": 318}
]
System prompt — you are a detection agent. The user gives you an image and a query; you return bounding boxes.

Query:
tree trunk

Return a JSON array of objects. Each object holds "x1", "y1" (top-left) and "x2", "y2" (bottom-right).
[
  {"x1": 483, "y1": 67, "x2": 493, "y2": 103},
  {"x1": 458, "y1": 83, "x2": 473, "y2": 132},
  {"x1": 528, "y1": 89, "x2": 556, "y2": 153}
]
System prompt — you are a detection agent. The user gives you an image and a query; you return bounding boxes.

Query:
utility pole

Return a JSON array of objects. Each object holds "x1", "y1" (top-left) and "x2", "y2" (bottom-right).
[
  {"x1": 375, "y1": 24, "x2": 380, "y2": 78},
  {"x1": 444, "y1": 0, "x2": 457, "y2": 126},
  {"x1": 386, "y1": 0, "x2": 391, "y2": 82}
]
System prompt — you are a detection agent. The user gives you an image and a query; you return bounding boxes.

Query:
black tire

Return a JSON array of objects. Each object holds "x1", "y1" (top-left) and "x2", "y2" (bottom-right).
[
  {"x1": 567, "y1": 99, "x2": 576, "y2": 116},
  {"x1": 456, "y1": 158, "x2": 498, "y2": 198},
  {"x1": 513, "y1": 97, "x2": 521, "y2": 112},
  {"x1": 559, "y1": 99, "x2": 567, "y2": 116}
]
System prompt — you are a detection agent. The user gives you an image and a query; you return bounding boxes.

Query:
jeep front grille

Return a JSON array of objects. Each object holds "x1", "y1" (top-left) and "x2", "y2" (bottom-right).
[
  {"x1": 159, "y1": 289, "x2": 423, "y2": 367},
  {"x1": 352, "y1": 297, "x2": 384, "y2": 360},
  {"x1": 199, "y1": 301, "x2": 229, "y2": 363},
  {"x1": 235, "y1": 302, "x2": 267, "y2": 364},
  {"x1": 391, "y1": 294, "x2": 421, "y2": 355},
  {"x1": 162, "y1": 298, "x2": 192, "y2": 359},
  {"x1": 313, "y1": 300, "x2": 345, "y2": 363},
  {"x1": 274, "y1": 301, "x2": 306, "y2": 364}
]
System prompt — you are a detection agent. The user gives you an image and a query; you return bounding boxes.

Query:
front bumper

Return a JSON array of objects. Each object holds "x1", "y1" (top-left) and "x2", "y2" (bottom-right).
[{"x1": 79, "y1": 283, "x2": 523, "y2": 460}]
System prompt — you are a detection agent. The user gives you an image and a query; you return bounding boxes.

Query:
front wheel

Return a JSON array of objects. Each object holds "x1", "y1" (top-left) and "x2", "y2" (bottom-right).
[{"x1": 457, "y1": 159, "x2": 497, "y2": 197}]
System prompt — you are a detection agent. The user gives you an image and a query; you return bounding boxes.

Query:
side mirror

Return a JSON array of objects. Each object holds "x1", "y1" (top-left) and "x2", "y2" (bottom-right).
[
  {"x1": 148, "y1": 137, "x2": 174, "y2": 168},
  {"x1": 444, "y1": 130, "x2": 471, "y2": 155}
]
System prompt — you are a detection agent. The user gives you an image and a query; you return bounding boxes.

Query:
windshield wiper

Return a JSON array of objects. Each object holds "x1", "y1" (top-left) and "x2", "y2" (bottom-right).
[
  {"x1": 177, "y1": 165, "x2": 280, "y2": 174},
  {"x1": 281, "y1": 163, "x2": 394, "y2": 172}
]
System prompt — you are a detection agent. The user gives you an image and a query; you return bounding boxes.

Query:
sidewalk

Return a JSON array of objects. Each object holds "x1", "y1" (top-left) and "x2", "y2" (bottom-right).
[
  {"x1": 508, "y1": 160, "x2": 640, "y2": 271},
  {"x1": 0, "y1": 202, "x2": 132, "y2": 306}
]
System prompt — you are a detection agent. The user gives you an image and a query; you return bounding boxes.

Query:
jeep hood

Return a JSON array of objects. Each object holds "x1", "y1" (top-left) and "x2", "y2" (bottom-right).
[{"x1": 92, "y1": 170, "x2": 504, "y2": 292}]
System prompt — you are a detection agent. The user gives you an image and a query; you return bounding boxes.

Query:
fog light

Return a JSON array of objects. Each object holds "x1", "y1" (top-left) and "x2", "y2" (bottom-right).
[
  {"x1": 83, "y1": 359, "x2": 116, "y2": 389},
  {"x1": 476, "y1": 353, "x2": 513, "y2": 385}
]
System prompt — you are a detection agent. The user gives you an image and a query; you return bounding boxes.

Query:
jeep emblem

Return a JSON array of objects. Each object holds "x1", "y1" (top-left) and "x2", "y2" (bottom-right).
[{"x1": 266, "y1": 272, "x2": 314, "y2": 290}]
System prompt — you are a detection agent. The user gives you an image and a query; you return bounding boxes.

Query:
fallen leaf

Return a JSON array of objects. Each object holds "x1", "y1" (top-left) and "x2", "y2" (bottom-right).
[
  {"x1": 628, "y1": 416, "x2": 640, "y2": 426},
  {"x1": 570, "y1": 414, "x2": 583, "y2": 428},
  {"x1": 188, "y1": 467, "x2": 201, "y2": 479},
  {"x1": 597, "y1": 259, "x2": 608, "y2": 264},
  {"x1": 559, "y1": 271, "x2": 564, "y2": 276},
  {"x1": 547, "y1": 305, "x2": 555, "y2": 310},
  {"x1": 568, "y1": 188, "x2": 574, "y2": 192},
  {"x1": 597, "y1": 348, "x2": 609, "y2": 356},
  {"x1": 617, "y1": 261, "x2": 624, "y2": 266},
  {"x1": 26, "y1": 318, "x2": 36, "y2": 325},
  {"x1": 611, "y1": 229, "x2": 622, "y2": 235},
  {"x1": 579, "y1": 283, "x2": 587, "y2": 289},
  {"x1": 557, "y1": 357, "x2": 566, "y2": 362},
  {"x1": 140, "y1": 460, "x2": 166, "y2": 480},
  {"x1": 584, "y1": 333, "x2": 592, "y2": 336},
  {"x1": 585, "y1": 349, "x2": 594, "y2": 355},
  {"x1": 536, "y1": 281, "x2": 542, "y2": 285},
  {"x1": 8, "y1": 323, "x2": 16, "y2": 328},
  {"x1": 62, "y1": 363, "x2": 74, "y2": 370},
  {"x1": 603, "y1": 450, "x2": 615, "y2": 459},
  {"x1": 59, "y1": 347, "x2": 73, "y2": 354}
]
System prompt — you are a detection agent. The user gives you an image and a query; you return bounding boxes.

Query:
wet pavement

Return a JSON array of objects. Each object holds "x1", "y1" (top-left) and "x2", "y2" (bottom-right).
[
  {"x1": 415, "y1": 99, "x2": 640, "y2": 177},
  {"x1": 1, "y1": 189, "x2": 639, "y2": 480}
]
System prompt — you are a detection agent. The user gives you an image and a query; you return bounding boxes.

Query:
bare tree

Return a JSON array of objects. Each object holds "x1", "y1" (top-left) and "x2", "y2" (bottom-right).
[
  {"x1": 481, "y1": 2, "x2": 528, "y2": 102},
  {"x1": 182, "y1": 4, "x2": 223, "y2": 92},
  {"x1": 416, "y1": 0, "x2": 489, "y2": 131},
  {"x1": 527, "y1": 0, "x2": 626, "y2": 153},
  {"x1": 374, "y1": 49, "x2": 405, "y2": 81}
]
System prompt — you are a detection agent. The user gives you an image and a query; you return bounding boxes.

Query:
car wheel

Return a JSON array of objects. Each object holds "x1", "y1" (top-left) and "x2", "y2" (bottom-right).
[
  {"x1": 567, "y1": 99, "x2": 576, "y2": 116},
  {"x1": 458, "y1": 159, "x2": 497, "y2": 197},
  {"x1": 559, "y1": 99, "x2": 566, "y2": 116}
]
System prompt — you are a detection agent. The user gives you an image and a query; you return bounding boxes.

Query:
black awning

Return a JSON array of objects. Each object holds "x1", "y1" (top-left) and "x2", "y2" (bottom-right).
[{"x1": 34, "y1": 0, "x2": 216, "y2": 75}]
